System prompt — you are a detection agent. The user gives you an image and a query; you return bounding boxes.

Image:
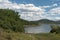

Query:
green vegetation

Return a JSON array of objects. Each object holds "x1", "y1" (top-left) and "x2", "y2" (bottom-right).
[
  {"x1": 0, "y1": 28, "x2": 36, "y2": 40},
  {"x1": 0, "y1": 9, "x2": 30, "y2": 32},
  {"x1": 50, "y1": 24, "x2": 60, "y2": 34}
]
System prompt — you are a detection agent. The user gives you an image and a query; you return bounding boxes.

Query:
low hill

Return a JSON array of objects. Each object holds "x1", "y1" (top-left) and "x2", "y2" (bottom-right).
[{"x1": 30, "y1": 19, "x2": 60, "y2": 24}]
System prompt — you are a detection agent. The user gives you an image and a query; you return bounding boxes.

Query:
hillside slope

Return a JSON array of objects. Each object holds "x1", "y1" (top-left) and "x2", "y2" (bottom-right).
[{"x1": 0, "y1": 9, "x2": 30, "y2": 32}]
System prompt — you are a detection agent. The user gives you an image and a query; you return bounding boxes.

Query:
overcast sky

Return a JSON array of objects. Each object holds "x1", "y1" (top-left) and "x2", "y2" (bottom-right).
[{"x1": 0, "y1": 0, "x2": 60, "y2": 21}]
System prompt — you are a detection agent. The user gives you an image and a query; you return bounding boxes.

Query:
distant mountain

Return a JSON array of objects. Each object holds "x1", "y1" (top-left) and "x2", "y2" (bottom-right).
[
  {"x1": 37, "y1": 19, "x2": 55, "y2": 23},
  {"x1": 30, "y1": 19, "x2": 60, "y2": 24}
]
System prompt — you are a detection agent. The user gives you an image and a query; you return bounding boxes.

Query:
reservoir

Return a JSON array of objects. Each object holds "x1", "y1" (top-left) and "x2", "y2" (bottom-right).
[{"x1": 24, "y1": 24, "x2": 51, "y2": 33}]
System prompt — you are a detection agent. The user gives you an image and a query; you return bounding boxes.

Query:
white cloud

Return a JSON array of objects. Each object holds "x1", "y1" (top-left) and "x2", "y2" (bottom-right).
[
  {"x1": 43, "y1": 7, "x2": 60, "y2": 21},
  {"x1": 0, "y1": 0, "x2": 60, "y2": 21},
  {"x1": 0, "y1": 0, "x2": 10, "y2": 3},
  {"x1": 39, "y1": 6, "x2": 51, "y2": 9},
  {"x1": 49, "y1": 7, "x2": 60, "y2": 14}
]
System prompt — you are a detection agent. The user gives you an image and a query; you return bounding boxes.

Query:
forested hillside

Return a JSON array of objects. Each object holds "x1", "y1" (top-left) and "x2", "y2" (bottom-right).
[{"x1": 0, "y1": 9, "x2": 30, "y2": 32}]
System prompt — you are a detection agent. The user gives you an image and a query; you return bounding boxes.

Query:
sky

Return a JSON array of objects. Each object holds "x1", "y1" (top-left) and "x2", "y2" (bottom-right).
[
  {"x1": 0, "y1": 0, "x2": 60, "y2": 21},
  {"x1": 10, "y1": 0, "x2": 60, "y2": 6}
]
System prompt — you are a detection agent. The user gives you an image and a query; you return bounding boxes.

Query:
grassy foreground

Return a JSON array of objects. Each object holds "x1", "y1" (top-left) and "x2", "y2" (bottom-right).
[
  {"x1": 0, "y1": 28, "x2": 60, "y2": 40},
  {"x1": 0, "y1": 28, "x2": 37, "y2": 40}
]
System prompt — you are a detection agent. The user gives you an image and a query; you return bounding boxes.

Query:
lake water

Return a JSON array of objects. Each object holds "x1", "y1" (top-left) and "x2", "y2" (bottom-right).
[{"x1": 24, "y1": 24, "x2": 52, "y2": 33}]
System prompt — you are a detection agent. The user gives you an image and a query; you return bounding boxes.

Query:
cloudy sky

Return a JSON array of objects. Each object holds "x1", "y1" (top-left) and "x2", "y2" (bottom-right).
[{"x1": 0, "y1": 0, "x2": 60, "y2": 21}]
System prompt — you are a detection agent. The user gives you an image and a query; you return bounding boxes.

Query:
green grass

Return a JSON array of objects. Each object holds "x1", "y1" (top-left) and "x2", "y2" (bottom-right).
[
  {"x1": 0, "y1": 28, "x2": 60, "y2": 40},
  {"x1": 35, "y1": 33, "x2": 60, "y2": 40},
  {"x1": 0, "y1": 28, "x2": 37, "y2": 40}
]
